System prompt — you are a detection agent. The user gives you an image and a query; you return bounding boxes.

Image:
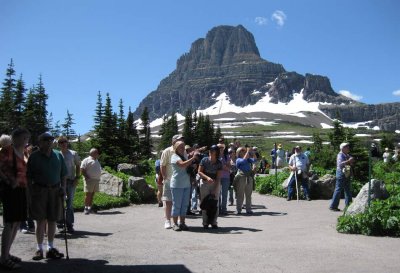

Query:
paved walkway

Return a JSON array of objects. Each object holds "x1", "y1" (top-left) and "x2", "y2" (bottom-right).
[{"x1": 4, "y1": 193, "x2": 400, "y2": 273}]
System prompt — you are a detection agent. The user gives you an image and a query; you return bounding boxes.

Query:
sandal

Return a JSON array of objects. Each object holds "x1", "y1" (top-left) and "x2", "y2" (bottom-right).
[
  {"x1": 0, "y1": 258, "x2": 22, "y2": 270},
  {"x1": 8, "y1": 255, "x2": 21, "y2": 263}
]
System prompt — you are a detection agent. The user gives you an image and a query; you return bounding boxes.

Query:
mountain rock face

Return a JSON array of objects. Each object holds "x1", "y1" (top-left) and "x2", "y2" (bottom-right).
[
  {"x1": 134, "y1": 25, "x2": 350, "y2": 120},
  {"x1": 134, "y1": 25, "x2": 399, "y2": 131},
  {"x1": 320, "y1": 103, "x2": 400, "y2": 131}
]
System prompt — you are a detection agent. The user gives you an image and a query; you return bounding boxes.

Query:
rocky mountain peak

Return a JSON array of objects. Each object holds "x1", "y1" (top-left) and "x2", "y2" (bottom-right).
[{"x1": 177, "y1": 25, "x2": 261, "y2": 70}]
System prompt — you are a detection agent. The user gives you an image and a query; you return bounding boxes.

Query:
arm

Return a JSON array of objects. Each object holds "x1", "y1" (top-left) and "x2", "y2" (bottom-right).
[
  {"x1": 74, "y1": 160, "x2": 81, "y2": 186},
  {"x1": 175, "y1": 156, "x2": 195, "y2": 169},
  {"x1": 198, "y1": 164, "x2": 214, "y2": 184}
]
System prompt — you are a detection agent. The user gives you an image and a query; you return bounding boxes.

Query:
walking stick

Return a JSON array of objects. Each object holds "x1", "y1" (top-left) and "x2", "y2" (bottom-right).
[
  {"x1": 294, "y1": 156, "x2": 299, "y2": 202},
  {"x1": 61, "y1": 193, "x2": 70, "y2": 260}
]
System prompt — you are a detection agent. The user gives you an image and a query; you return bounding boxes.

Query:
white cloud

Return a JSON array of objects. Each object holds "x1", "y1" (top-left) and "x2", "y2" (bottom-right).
[
  {"x1": 271, "y1": 10, "x2": 287, "y2": 27},
  {"x1": 255, "y1": 17, "x2": 268, "y2": 26},
  {"x1": 339, "y1": 90, "x2": 363, "y2": 101},
  {"x1": 393, "y1": 90, "x2": 400, "y2": 96}
]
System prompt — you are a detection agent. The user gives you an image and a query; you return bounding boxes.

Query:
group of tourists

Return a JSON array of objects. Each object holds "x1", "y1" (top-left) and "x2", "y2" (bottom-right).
[
  {"x1": 156, "y1": 135, "x2": 361, "y2": 231},
  {"x1": 0, "y1": 129, "x2": 102, "y2": 270}
]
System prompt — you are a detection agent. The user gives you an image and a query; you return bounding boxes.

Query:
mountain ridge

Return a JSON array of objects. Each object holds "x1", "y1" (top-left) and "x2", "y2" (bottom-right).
[{"x1": 134, "y1": 25, "x2": 399, "y2": 131}]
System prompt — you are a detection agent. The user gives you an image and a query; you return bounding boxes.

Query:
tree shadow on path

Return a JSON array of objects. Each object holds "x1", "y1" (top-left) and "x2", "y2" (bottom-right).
[
  {"x1": 55, "y1": 230, "x2": 113, "y2": 240},
  {"x1": 187, "y1": 226, "x2": 262, "y2": 234},
  {"x1": 18, "y1": 259, "x2": 193, "y2": 273}
]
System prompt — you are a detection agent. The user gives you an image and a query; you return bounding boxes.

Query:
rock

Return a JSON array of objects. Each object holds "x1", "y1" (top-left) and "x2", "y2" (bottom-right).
[
  {"x1": 309, "y1": 174, "x2": 336, "y2": 199},
  {"x1": 346, "y1": 179, "x2": 389, "y2": 216},
  {"x1": 99, "y1": 170, "x2": 124, "y2": 197},
  {"x1": 117, "y1": 163, "x2": 142, "y2": 176},
  {"x1": 128, "y1": 176, "x2": 155, "y2": 202}
]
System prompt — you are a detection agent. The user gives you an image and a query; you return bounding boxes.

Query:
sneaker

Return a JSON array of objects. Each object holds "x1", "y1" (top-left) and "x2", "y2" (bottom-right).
[
  {"x1": 172, "y1": 224, "x2": 181, "y2": 231},
  {"x1": 179, "y1": 223, "x2": 189, "y2": 231},
  {"x1": 186, "y1": 210, "x2": 196, "y2": 215},
  {"x1": 246, "y1": 210, "x2": 254, "y2": 215},
  {"x1": 58, "y1": 226, "x2": 66, "y2": 233},
  {"x1": 84, "y1": 208, "x2": 90, "y2": 215},
  {"x1": 20, "y1": 228, "x2": 28, "y2": 234},
  {"x1": 32, "y1": 249, "x2": 44, "y2": 261},
  {"x1": 228, "y1": 202, "x2": 234, "y2": 206},
  {"x1": 46, "y1": 248, "x2": 64, "y2": 259},
  {"x1": 236, "y1": 211, "x2": 242, "y2": 215},
  {"x1": 329, "y1": 207, "x2": 341, "y2": 212},
  {"x1": 203, "y1": 225, "x2": 209, "y2": 229},
  {"x1": 286, "y1": 197, "x2": 292, "y2": 201},
  {"x1": 158, "y1": 202, "x2": 163, "y2": 207},
  {"x1": 164, "y1": 220, "x2": 172, "y2": 229},
  {"x1": 211, "y1": 224, "x2": 219, "y2": 229},
  {"x1": 306, "y1": 197, "x2": 311, "y2": 201}
]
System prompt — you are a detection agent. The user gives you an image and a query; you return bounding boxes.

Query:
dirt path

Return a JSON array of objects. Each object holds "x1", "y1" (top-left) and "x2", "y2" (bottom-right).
[{"x1": 4, "y1": 193, "x2": 400, "y2": 273}]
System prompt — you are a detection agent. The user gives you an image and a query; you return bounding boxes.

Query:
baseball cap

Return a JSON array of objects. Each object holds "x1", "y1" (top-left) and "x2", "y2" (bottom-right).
[
  {"x1": 172, "y1": 134, "x2": 184, "y2": 144},
  {"x1": 38, "y1": 132, "x2": 54, "y2": 141},
  {"x1": 340, "y1": 143, "x2": 350, "y2": 150}
]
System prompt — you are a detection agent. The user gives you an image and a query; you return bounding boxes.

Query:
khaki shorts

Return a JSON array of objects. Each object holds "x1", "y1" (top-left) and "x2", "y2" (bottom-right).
[
  {"x1": 84, "y1": 178, "x2": 100, "y2": 193},
  {"x1": 29, "y1": 184, "x2": 62, "y2": 222},
  {"x1": 162, "y1": 180, "x2": 172, "y2": 202}
]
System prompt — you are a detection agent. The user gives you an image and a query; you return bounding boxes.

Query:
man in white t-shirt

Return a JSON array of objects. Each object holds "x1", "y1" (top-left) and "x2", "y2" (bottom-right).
[
  {"x1": 287, "y1": 146, "x2": 311, "y2": 201},
  {"x1": 80, "y1": 148, "x2": 102, "y2": 215}
]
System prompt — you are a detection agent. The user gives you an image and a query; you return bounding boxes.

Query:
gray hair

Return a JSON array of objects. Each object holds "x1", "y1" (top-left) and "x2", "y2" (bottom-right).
[
  {"x1": 0, "y1": 134, "x2": 12, "y2": 148},
  {"x1": 89, "y1": 148, "x2": 98, "y2": 156}
]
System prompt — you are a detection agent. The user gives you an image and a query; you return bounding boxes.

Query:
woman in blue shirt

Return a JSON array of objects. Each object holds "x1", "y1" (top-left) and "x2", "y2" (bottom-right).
[{"x1": 234, "y1": 147, "x2": 257, "y2": 214}]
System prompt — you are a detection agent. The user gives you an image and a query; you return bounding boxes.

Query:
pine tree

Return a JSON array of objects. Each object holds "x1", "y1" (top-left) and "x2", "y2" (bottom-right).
[
  {"x1": 14, "y1": 74, "x2": 26, "y2": 128},
  {"x1": 0, "y1": 59, "x2": 17, "y2": 133},
  {"x1": 93, "y1": 91, "x2": 103, "y2": 131},
  {"x1": 62, "y1": 110, "x2": 76, "y2": 139},
  {"x1": 182, "y1": 109, "x2": 195, "y2": 146},
  {"x1": 23, "y1": 87, "x2": 37, "y2": 141},
  {"x1": 214, "y1": 125, "x2": 222, "y2": 144},
  {"x1": 158, "y1": 113, "x2": 178, "y2": 150},
  {"x1": 139, "y1": 107, "x2": 152, "y2": 159},
  {"x1": 34, "y1": 75, "x2": 48, "y2": 134},
  {"x1": 126, "y1": 107, "x2": 139, "y2": 162}
]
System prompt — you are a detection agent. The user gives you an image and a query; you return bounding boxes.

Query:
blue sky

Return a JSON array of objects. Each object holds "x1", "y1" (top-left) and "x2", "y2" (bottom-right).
[{"x1": 1, "y1": 0, "x2": 399, "y2": 134}]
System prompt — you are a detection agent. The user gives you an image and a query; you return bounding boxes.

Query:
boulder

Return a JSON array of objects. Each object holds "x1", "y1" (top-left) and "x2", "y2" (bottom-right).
[
  {"x1": 99, "y1": 170, "x2": 124, "y2": 197},
  {"x1": 128, "y1": 176, "x2": 155, "y2": 202},
  {"x1": 309, "y1": 174, "x2": 336, "y2": 199},
  {"x1": 346, "y1": 179, "x2": 389, "y2": 215},
  {"x1": 117, "y1": 163, "x2": 142, "y2": 176}
]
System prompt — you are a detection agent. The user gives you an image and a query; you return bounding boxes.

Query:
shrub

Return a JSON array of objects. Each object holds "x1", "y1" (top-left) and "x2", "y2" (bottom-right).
[
  {"x1": 337, "y1": 193, "x2": 400, "y2": 237},
  {"x1": 255, "y1": 171, "x2": 290, "y2": 198}
]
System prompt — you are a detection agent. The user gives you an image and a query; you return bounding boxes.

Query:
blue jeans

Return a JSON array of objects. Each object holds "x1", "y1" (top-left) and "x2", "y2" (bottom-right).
[
  {"x1": 219, "y1": 178, "x2": 230, "y2": 213},
  {"x1": 171, "y1": 187, "x2": 191, "y2": 217},
  {"x1": 58, "y1": 180, "x2": 76, "y2": 228},
  {"x1": 330, "y1": 170, "x2": 352, "y2": 209},
  {"x1": 191, "y1": 186, "x2": 198, "y2": 210},
  {"x1": 287, "y1": 173, "x2": 310, "y2": 199}
]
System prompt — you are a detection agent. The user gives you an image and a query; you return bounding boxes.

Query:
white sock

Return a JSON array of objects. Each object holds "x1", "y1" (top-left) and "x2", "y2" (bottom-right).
[
  {"x1": 37, "y1": 244, "x2": 43, "y2": 251},
  {"x1": 48, "y1": 242, "x2": 54, "y2": 250}
]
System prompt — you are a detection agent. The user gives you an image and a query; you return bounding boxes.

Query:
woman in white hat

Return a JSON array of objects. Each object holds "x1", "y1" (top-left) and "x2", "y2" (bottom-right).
[{"x1": 329, "y1": 143, "x2": 355, "y2": 211}]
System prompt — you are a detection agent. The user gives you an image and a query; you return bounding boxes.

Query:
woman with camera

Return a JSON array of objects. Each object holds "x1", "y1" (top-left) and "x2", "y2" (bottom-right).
[
  {"x1": 198, "y1": 145, "x2": 223, "y2": 229},
  {"x1": 234, "y1": 146, "x2": 257, "y2": 214},
  {"x1": 170, "y1": 141, "x2": 197, "y2": 231}
]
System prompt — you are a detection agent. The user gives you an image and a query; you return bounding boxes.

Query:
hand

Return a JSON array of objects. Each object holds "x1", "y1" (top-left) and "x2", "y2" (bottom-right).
[
  {"x1": 349, "y1": 157, "x2": 355, "y2": 164},
  {"x1": 207, "y1": 177, "x2": 214, "y2": 184},
  {"x1": 73, "y1": 178, "x2": 79, "y2": 187}
]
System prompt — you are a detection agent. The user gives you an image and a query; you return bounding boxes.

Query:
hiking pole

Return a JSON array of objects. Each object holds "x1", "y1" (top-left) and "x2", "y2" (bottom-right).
[
  {"x1": 61, "y1": 192, "x2": 70, "y2": 260},
  {"x1": 294, "y1": 156, "x2": 299, "y2": 202}
]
